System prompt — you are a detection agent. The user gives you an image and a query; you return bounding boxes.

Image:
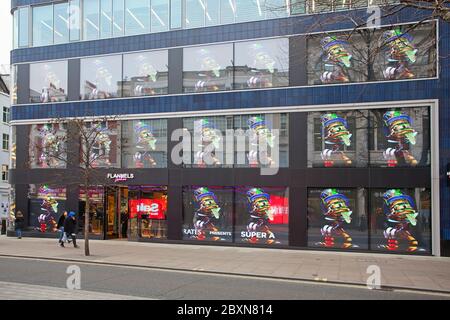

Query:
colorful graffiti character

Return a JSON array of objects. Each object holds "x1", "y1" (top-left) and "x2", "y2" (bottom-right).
[
  {"x1": 382, "y1": 110, "x2": 418, "y2": 167},
  {"x1": 133, "y1": 61, "x2": 158, "y2": 96},
  {"x1": 192, "y1": 187, "x2": 222, "y2": 241},
  {"x1": 321, "y1": 113, "x2": 352, "y2": 167},
  {"x1": 133, "y1": 122, "x2": 157, "y2": 168},
  {"x1": 318, "y1": 189, "x2": 353, "y2": 249},
  {"x1": 247, "y1": 116, "x2": 276, "y2": 167},
  {"x1": 37, "y1": 124, "x2": 61, "y2": 168},
  {"x1": 246, "y1": 43, "x2": 276, "y2": 88},
  {"x1": 320, "y1": 36, "x2": 352, "y2": 84},
  {"x1": 383, "y1": 29, "x2": 417, "y2": 80},
  {"x1": 91, "y1": 124, "x2": 112, "y2": 167},
  {"x1": 38, "y1": 189, "x2": 58, "y2": 232},
  {"x1": 194, "y1": 119, "x2": 221, "y2": 167},
  {"x1": 380, "y1": 189, "x2": 419, "y2": 252},
  {"x1": 245, "y1": 188, "x2": 276, "y2": 244}
]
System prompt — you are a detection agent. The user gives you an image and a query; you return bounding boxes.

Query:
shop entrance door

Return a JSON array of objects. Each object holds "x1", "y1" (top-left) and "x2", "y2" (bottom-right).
[{"x1": 105, "y1": 186, "x2": 129, "y2": 239}]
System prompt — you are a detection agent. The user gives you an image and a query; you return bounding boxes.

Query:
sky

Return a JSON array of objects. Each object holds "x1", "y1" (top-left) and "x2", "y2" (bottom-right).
[{"x1": 0, "y1": 1, "x2": 12, "y2": 68}]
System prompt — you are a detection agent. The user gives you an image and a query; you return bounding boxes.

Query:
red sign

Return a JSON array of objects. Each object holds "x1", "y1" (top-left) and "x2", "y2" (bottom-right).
[
  {"x1": 129, "y1": 199, "x2": 167, "y2": 220},
  {"x1": 268, "y1": 195, "x2": 289, "y2": 225}
]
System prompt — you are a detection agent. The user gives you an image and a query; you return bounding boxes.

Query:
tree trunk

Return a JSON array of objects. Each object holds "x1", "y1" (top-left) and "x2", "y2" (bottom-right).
[{"x1": 84, "y1": 176, "x2": 90, "y2": 256}]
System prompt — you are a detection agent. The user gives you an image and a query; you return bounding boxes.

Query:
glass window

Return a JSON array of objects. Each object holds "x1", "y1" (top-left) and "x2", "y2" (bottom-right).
[
  {"x1": 28, "y1": 185, "x2": 67, "y2": 233},
  {"x1": 80, "y1": 55, "x2": 122, "y2": 100},
  {"x1": 3, "y1": 107, "x2": 10, "y2": 124},
  {"x1": 182, "y1": 186, "x2": 234, "y2": 242},
  {"x1": 29, "y1": 123, "x2": 67, "y2": 169},
  {"x1": 1, "y1": 165, "x2": 8, "y2": 182},
  {"x1": 113, "y1": 0, "x2": 125, "y2": 37},
  {"x1": 308, "y1": 188, "x2": 368, "y2": 250},
  {"x1": 185, "y1": 0, "x2": 205, "y2": 28},
  {"x1": 290, "y1": 0, "x2": 306, "y2": 14},
  {"x1": 54, "y1": 2, "x2": 69, "y2": 44},
  {"x1": 83, "y1": 121, "x2": 121, "y2": 168},
  {"x1": 11, "y1": 65, "x2": 17, "y2": 105},
  {"x1": 13, "y1": 10, "x2": 18, "y2": 49},
  {"x1": 2, "y1": 134, "x2": 9, "y2": 151},
  {"x1": 309, "y1": 0, "x2": 333, "y2": 13},
  {"x1": 123, "y1": 50, "x2": 168, "y2": 97},
  {"x1": 125, "y1": 0, "x2": 150, "y2": 35},
  {"x1": 18, "y1": 7, "x2": 29, "y2": 48},
  {"x1": 370, "y1": 188, "x2": 431, "y2": 254},
  {"x1": 235, "y1": 186, "x2": 289, "y2": 245},
  {"x1": 69, "y1": 0, "x2": 81, "y2": 41},
  {"x1": 100, "y1": 0, "x2": 113, "y2": 38},
  {"x1": 33, "y1": 5, "x2": 54, "y2": 46},
  {"x1": 11, "y1": 126, "x2": 16, "y2": 169},
  {"x1": 183, "y1": 44, "x2": 233, "y2": 93},
  {"x1": 234, "y1": 38, "x2": 289, "y2": 89},
  {"x1": 235, "y1": 0, "x2": 262, "y2": 23},
  {"x1": 183, "y1": 116, "x2": 232, "y2": 168},
  {"x1": 151, "y1": 0, "x2": 169, "y2": 32},
  {"x1": 30, "y1": 60, "x2": 68, "y2": 103},
  {"x1": 205, "y1": 0, "x2": 220, "y2": 26},
  {"x1": 233, "y1": 113, "x2": 289, "y2": 168},
  {"x1": 368, "y1": 107, "x2": 430, "y2": 167},
  {"x1": 220, "y1": 0, "x2": 235, "y2": 24},
  {"x1": 307, "y1": 110, "x2": 369, "y2": 168},
  {"x1": 264, "y1": 0, "x2": 289, "y2": 18},
  {"x1": 128, "y1": 186, "x2": 168, "y2": 240},
  {"x1": 79, "y1": 187, "x2": 105, "y2": 235},
  {"x1": 121, "y1": 119, "x2": 168, "y2": 168},
  {"x1": 83, "y1": 0, "x2": 100, "y2": 40},
  {"x1": 170, "y1": 0, "x2": 182, "y2": 29}
]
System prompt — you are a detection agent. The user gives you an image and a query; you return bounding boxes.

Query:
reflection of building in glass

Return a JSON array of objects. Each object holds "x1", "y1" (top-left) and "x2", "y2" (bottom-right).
[{"x1": 121, "y1": 72, "x2": 169, "y2": 97}]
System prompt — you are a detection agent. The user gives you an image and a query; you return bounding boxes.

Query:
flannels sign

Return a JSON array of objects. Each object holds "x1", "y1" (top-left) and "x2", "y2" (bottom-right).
[{"x1": 107, "y1": 173, "x2": 135, "y2": 183}]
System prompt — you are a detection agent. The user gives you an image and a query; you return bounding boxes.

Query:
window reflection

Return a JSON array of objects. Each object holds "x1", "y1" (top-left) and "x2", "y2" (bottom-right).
[
  {"x1": 69, "y1": 0, "x2": 81, "y2": 41},
  {"x1": 235, "y1": 38, "x2": 289, "y2": 89},
  {"x1": 100, "y1": 0, "x2": 113, "y2": 38},
  {"x1": 84, "y1": 0, "x2": 100, "y2": 40},
  {"x1": 235, "y1": 0, "x2": 262, "y2": 23},
  {"x1": 54, "y1": 2, "x2": 69, "y2": 44},
  {"x1": 151, "y1": 0, "x2": 169, "y2": 32},
  {"x1": 113, "y1": 0, "x2": 125, "y2": 37},
  {"x1": 125, "y1": 0, "x2": 150, "y2": 35},
  {"x1": 30, "y1": 61, "x2": 68, "y2": 103},
  {"x1": 185, "y1": 0, "x2": 205, "y2": 28},
  {"x1": 18, "y1": 7, "x2": 29, "y2": 48},
  {"x1": 183, "y1": 44, "x2": 233, "y2": 93},
  {"x1": 80, "y1": 55, "x2": 122, "y2": 100},
  {"x1": 122, "y1": 119, "x2": 168, "y2": 168},
  {"x1": 33, "y1": 5, "x2": 54, "y2": 46},
  {"x1": 123, "y1": 50, "x2": 168, "y2": 97}
]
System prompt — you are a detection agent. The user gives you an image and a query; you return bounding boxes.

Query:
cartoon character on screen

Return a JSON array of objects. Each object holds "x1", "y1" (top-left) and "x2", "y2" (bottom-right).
[
  {"x1": 380, "y1": 189, "x2": 419, "y2": 252},
  {"x1": 382, "y1": 29, "x2": 417, "y2": 80},
  {"x1": 318, "y1": 189, "x2": 353, "y2": 249},
  {"x1": 319, "y1": 36, "x2": 352, "y2": 84},
  {"x1": 246, "y1": 188, "x2": 277, "y2": 244},
  {"x1": 194, "y1": 119, "x2": 221, "y2": 167},
  {"x1": 195, "y1": 49, "x2": 221, "y2": 92},
  {"x1": 246, "y1": 43, "x2": 276, "y2": 88},
  {"x1": 91, "y1": 124, "x2": 112, "y2": 167},
  {"x1": 134, "y1": 62, "x2": 158, "y2": 96},
  {"x1": 38, "y1": 193, "x2": 58, "y2": 232},
  {"x1": 133, "y1": 121, "x2": 157, "y2": 168},
  {"x1": 247, "y1": 116, "x2": 276, "y2": 167},
  {"x1": 321, "y1": 113, "x2": 352, "y2": 167},
  {"x1": 37, "y1": 124, "x2": 61, "y2": 168},
  {"x1": 192, "y1": 187, "x2": 222, "y2": 241},
  {"x1": 382, "y1": 110, "x2": 418, "y2": 167}
]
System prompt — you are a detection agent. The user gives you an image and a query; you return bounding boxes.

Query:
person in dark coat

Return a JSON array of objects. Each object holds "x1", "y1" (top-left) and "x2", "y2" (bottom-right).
[
  {"x1": 61, "y1": 211, "x2": 78, "y2": 248},
  {"x1": 121, "y1": 211, "x2": 128, "y2": 238},
  {"x1": 15, "y1": 211, "x2": 25, "y2": 239},
  {"x1": 57, "y1": 211, "x2": 67, "y2": 245}
]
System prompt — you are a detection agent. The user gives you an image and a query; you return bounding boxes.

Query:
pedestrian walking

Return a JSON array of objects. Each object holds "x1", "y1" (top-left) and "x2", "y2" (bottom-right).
[
  {"x1": 61, "y1": 211, "x2": 79, "y2": 248},
  {"x1": 57, "y1": 211, "x2": 67, "y2": 245},
  {"x1": 15, "y1": 211, "x2": 25, "y2": 239}
]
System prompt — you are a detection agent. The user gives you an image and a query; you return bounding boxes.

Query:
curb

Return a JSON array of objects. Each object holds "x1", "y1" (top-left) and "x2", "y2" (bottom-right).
[{"x1": 2, "y1": 253, "x2": 450, "y2": 296}]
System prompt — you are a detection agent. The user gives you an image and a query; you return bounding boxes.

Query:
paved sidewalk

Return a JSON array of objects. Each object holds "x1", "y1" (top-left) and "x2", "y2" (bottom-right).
[
  {"x1": 0, "y1": 281, "x2": 150, "y2": 300},
  {"x1": 1, "y1": 236, "x2": 450, "y2": 293}
]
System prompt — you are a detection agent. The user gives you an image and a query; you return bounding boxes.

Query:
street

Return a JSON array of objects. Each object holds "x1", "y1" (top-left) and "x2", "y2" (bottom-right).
[{"x1": 0, "y1": 256, "x2": 449, "y2": 300}]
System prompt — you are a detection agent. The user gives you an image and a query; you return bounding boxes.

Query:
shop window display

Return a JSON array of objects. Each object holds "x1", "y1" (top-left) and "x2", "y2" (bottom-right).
[
  {"x1": 307, "y1": 188, "x2": 368, "y2": 250},
  {"x1": 182, "y1": 186, "x2": 233, "y2": 242},
  {"x1": 83, "y1": 121, "x2": 121, "y2": 168},
  {"x1": 235, "y1": 187, "x2": 289, "y2": 245},
  {"x1": 122, "y1": 119, "x2": 168, "y2": 168},
  {"x1": 79, "y1": 187, "x2": 105, "y2": 235},
  {"x1": 369, "y1": 107, "x2": 430, "y2": 167},
  {"x1": 370, "y1": 188, "x2": 431, "y2": 253},
  {"x1": 306, "y1": 22, "x2": 436, "y2": 85},
  {"x1": 307, "y1": 110, "x2": 369, "y2": 167},
  {"x1": 29, "y1": 123, "x2": 67, "y2": 169},
  {"x1": 28, "y1": 185, "x2": 66, "y2": 233}
]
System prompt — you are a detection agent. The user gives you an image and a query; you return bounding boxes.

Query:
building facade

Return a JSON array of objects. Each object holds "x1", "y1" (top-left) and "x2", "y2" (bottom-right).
[
  {"x1": 0, "y1": 72, "x2": 11, "y2": 228},
  {"x1": 8, "y1": 0, "x2": 449, "y2": 256}
]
